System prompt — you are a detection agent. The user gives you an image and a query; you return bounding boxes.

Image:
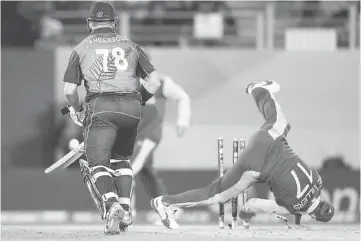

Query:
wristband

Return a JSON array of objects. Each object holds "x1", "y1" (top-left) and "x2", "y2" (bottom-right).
[{"x1": 139, "y1": 85, "x2": 154, "y2": 104}]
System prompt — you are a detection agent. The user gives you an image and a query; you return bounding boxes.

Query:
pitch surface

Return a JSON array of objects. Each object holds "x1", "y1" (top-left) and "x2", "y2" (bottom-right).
[{"x1": 2, "y1": 224, "x2": 360, "y2": 241}]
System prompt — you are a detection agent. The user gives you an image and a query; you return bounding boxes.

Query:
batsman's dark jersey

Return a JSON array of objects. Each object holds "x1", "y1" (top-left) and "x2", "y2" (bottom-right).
[
  {"x1": 63, "y1": 28, "x2": 154, "y2": 101},
  {"x1": 62, "y1": 27, "x2": 155, "y2": 164},
  {"x1": 137, "y1": 77, "x2": 167, "y2": 143}
]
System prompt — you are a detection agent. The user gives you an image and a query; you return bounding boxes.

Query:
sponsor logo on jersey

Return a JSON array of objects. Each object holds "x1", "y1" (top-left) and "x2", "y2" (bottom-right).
[{"x1": 294, "y1": 176, "x2": 322, "y2": 210}]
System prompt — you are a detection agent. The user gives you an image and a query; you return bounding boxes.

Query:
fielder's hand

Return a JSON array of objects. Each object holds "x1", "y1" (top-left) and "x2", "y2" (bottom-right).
[{"x1": 69, "y1": 104, "x2": 86, "y2": 127}]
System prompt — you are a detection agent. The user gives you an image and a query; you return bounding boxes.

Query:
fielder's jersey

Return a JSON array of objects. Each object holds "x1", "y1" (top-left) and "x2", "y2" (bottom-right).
[
  {"x1": 63, "y1": 27, "x2": 155, "y2": 102},
  {"x1": 242, "y1": 87, "x2": 322, "y2": 215},
  {"x1": 136, "y1": 77, "x2": 167, "y2": 143},
  {"x1": 263, "y1": 138, "x2": 322, "y2": 214}
]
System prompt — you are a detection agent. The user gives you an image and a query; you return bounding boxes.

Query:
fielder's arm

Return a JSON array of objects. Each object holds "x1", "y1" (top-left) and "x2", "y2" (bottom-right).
[
  {"x1": 244, "y1": 198, "x2": 290, "y2": 216},
  {"x1": 216, "y1": 171, "x2": 260, "y2": 204},
  {"x1": 162, "y1": 76, "x2": 191, "y2": 136},
  {"x1": 63, "y1": 50, "x2": 82, "y2": 111},
  {"x1": 131, "y1": 139, "x2": 157, "y2": 175}
]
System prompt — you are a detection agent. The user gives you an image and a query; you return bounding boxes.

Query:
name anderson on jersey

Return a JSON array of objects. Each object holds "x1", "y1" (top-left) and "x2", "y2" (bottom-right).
[{"x1": 89, "y1": 36, "x2": 125, "y2": 44}]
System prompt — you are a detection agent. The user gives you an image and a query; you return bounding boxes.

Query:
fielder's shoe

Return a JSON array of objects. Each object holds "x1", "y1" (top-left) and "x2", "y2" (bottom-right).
[
  {"x1": 153, "y1": 208, "x2": 181, "y2": 226},
  {"x1": 104, "y1": 202, "x2": 125, "y2": 235},
  {"x1": 246, "y1": 80, "x2": 280, "y2": 94},
  {"x1": 150, "y1": 196, "x2": 179, "y2": 229}
]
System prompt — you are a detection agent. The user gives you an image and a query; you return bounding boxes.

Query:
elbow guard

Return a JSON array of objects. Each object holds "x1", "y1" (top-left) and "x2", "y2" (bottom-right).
[{"x1": 139, "y1": 85, "x2": 154, "y2": 105}]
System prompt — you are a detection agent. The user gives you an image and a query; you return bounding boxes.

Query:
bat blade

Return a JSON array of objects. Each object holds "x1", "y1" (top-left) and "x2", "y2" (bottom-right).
[{"x1": 45, "y1": 142, "x2": 84, "y2": 174}]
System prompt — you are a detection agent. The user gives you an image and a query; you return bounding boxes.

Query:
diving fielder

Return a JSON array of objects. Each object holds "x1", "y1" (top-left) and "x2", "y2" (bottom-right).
[
  {"x1": 63, "y1": 1, "x2": 161, "y2": 235},
  {"x1": 131, "y1": 75, "x2": 190, "y2": 223},
  {"x1": 151, "y1": 80, "x2": 335, "y2": 229}
]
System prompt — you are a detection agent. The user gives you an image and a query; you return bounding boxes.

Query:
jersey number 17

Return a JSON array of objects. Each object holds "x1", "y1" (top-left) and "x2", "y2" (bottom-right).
[
  {"x1": 95, "y1": 47, "x2": 128, "y2": 72},
  {"x1": 290, "y1": 162, "x2": 313, "y2": 199}
]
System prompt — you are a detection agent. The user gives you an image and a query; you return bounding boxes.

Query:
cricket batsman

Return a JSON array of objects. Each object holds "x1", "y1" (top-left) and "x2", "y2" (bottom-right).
[
  {"x1": 151, "y1": 80, "x2": 335, "y2": 229},
  {"x1": 62, "y1": 1, "x2": 162, "y2": 235},
  {"x1": 131, "y1": 74, "x2": 191, "y2": 222}
]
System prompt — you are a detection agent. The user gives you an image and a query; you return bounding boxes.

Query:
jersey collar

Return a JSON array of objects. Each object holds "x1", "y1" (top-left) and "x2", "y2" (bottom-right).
[{"x1": 91, "y1": 27, "x2": 114, "y2": 35}]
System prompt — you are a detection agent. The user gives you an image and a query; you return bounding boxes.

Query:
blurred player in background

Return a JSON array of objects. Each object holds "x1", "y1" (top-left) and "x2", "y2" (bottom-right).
[
  {"x1": 62, "y1": 1, "x2": 161, "y2": 235},
  {"x1": 151, "y1": 80, "x2": 335, "y2": 229},
  {"x1": 131, "y1": 73, "x2": 191, "y2": 223}
]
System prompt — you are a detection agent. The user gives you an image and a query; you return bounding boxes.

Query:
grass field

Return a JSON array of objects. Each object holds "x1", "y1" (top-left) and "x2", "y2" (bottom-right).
[{"x1": 2, "y1": 224, "x2": 360, "y2": 241}]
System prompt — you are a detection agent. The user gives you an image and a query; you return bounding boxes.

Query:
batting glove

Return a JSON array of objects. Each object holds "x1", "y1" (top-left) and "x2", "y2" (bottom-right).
[{"x1": 69, "y1": 104, "x2": 86, "y2": 127}]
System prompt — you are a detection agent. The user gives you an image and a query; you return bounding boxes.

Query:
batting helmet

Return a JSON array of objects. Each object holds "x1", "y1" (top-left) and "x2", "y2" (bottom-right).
[
  {"x1": 311, "y1": 199, "x2": 335, "y2": 222},
  {"x1": 87, "y1": 1, "x2": 116, "y2": 22}
]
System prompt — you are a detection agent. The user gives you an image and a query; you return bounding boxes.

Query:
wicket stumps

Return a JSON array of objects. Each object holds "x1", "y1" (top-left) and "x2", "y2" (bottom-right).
[
  {"x1": 217, "y1": 137, "x2": 247, "y2": 229},
  {"x1": 231, "y1": 139, "x2": 238, "y2": 229},
  {"x1": 239, "y1": 140, "x2": 250, "y2": 229},
  {"x1": 217, "y1": 137, "x2": 225, "y2": 229}
]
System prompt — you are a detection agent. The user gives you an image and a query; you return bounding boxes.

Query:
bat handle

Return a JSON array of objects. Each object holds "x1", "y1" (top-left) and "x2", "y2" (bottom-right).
[{"x1": 61, "y1": 105, "x2": 70, "y2": 115}]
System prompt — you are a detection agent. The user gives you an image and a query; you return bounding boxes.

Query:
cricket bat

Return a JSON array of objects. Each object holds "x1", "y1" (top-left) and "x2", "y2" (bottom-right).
[
  {"x1": 44, "y1": 106, "x2": 84, "y2": 174},
  {"x1": 44, "y1": 142, "x2": 84, "y2": 174}
]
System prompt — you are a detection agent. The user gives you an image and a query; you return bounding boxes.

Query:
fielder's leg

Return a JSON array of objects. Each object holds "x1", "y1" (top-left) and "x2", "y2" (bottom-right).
[
  {"x1": 246, "y1": 80, "x2": 291, "y2": 138},
  {"x1": 139, "y1": 152, "x2": 167, "y2": 199},
  {"x1": 134, "y1": 122, "x2": 164, "y2": 199},
  {"x1": 139, "y1": 152, "x2": 178, "y2": 225}
]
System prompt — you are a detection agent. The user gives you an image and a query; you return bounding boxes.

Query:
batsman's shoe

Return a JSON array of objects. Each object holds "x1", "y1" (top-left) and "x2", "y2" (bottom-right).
[
  {"x1": 246, "y1": 80, "x2": 280, "y2": 94},
  {"x1": 150, "y1": 197, "x2": 179, "y2": 229},
  {"x1": 238, "y1": 207, "x2": 256, "y2": 223},
  {"x1": 118, "y1": 210, "x2": 132, "y2": 232},
  {"x1": 104, "y1": 202, "x2": 125, "y2": 235}
]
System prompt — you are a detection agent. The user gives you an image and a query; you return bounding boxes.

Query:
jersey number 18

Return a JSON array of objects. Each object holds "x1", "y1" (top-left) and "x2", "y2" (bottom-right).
[
  {"x1": 290, "y1": 162, "x2": 313, "y2": 199},
  {"x1": 95, "y1": 47, "x2": 128, "y2": 72}
]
